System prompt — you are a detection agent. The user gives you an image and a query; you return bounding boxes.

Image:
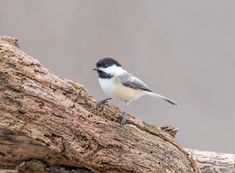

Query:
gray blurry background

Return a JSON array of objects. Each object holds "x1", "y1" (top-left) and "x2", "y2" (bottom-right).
[{"x1": 1, "y1": 0, "x2": 234, "y2": 153}]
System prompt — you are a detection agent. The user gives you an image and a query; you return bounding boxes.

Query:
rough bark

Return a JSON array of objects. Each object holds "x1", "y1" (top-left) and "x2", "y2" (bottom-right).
[
  {"x1": 0, "y1": 36, "x2": 200, "y2": 173},
  {"x1": 1, "y1": 130, "x2": 234, "y2": 173},
  {"x1": 0, "y1": 128, "x2": 91, "y2": 173},
  {"x1": 187, "y1": 149, "x2": 235, "y2": 173}
]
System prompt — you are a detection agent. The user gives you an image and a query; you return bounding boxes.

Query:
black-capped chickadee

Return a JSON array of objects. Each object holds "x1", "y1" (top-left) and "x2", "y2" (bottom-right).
[{"x1": 94, "y1": 57, "x2": 177, "y2": 125}]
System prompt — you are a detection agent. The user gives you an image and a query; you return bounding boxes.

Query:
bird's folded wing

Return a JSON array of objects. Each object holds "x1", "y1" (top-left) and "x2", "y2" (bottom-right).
[{"x1": 119, "y1": 74, "x2": 152, "y2": 92}]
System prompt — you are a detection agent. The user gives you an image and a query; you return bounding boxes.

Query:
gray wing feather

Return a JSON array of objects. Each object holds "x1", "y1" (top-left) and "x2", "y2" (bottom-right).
[{"x1": 118, "y1": 73, "x2": 152, "y2": 92}]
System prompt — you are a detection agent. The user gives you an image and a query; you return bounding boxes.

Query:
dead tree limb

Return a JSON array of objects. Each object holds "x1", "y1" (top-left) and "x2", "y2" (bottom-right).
[
  {"x1": 1, "y1": 130, "x2": 234, "y2": 173},
  {"x1": 0, "y1": 36, "x2": 200, "y2": 173},
  {"x1": 187, "y1": 149, "x2": 235, "y2": 173}
]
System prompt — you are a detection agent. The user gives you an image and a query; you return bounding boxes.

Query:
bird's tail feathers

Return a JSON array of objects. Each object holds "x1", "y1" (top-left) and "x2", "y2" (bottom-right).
[{"x1": 146, "y1": 92, "x2": 177, "y2": 105}]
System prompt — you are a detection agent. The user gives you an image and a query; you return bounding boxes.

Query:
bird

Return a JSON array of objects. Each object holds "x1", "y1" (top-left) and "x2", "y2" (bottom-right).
[{"x1": 93, "y1": 57, "x2": 177, "y2": 125}]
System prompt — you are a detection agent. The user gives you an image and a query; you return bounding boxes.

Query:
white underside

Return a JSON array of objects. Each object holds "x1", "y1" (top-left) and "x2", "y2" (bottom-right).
[{"x1": 98, "y1": 78, "x2": 115, "y2": 97}]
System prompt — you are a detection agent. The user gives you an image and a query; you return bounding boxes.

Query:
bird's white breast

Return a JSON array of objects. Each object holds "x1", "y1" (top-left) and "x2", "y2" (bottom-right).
[{"x1": 98, "y1": 78, "x2": 115, "y2": 97}]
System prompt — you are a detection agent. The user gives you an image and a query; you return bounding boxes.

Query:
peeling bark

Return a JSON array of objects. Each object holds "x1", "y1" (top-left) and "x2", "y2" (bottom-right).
[{"x1": 0, "y1": 36, "x2": 200, "y2": 173}]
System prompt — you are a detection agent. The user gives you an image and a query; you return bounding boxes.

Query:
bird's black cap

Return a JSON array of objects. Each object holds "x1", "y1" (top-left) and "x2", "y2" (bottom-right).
[{"x1": 96, "y1": 57, "x2": 122, "y2": 68}]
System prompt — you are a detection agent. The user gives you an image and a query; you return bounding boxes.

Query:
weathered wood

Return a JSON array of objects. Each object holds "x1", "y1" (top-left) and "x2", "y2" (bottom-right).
[
  {"x1": 0, "y1": 128, "x2": 90, "y2": 173},
  {"x1": 2, "y1": 128, "x2": 235, "y2": 173},
  {"x1": 1, "y1": 129, "x2": 234, "y2": 173},
  {"x1": 187, "y1": 149, "x2": 235, "y2": 173},
  {"x1": 0, "y1": 36, "x2": 200, "y2": 173}
]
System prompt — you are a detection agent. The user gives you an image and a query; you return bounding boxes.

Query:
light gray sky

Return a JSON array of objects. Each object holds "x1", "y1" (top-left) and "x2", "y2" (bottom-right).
[{"x1": 1, "y1": 0, "x2": 235, "y2": 153}]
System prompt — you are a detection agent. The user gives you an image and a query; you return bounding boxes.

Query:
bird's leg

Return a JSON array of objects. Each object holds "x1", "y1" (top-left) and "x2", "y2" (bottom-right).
[
  {"x1": 96, "y1": 98, "x2": 112, "y2": 106},
  {"x1": 121, "y1": 112, "x2": 127, "y2": 125},
  {"x1": 121, "y1": 101, "x2": 129, "y2": 125}
]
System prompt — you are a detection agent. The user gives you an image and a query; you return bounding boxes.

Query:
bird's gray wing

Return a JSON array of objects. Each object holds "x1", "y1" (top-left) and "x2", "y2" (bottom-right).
[{"x1": 118, "y1": 73, "x2": 152, "y2": 92}]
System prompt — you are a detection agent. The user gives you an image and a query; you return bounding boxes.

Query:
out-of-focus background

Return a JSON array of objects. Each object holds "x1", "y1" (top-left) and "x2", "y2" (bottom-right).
[{"x1": 1, "y1": 0, "x2": 234, "y2": 153}]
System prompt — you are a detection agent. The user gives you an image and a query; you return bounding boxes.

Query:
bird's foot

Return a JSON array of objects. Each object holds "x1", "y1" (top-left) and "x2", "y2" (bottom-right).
[
  {"x1": 96, "y1": 98, "x2": 112, "y2": 106},
  {"x1": 121, "y1": 112, "x2": 127, "y2": 125}
]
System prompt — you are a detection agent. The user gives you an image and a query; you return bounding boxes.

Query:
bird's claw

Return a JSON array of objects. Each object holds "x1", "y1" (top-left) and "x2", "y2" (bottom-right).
[
  {"x1": 121, "y1": 112, "x2": 127, "y2": 125},
  {"x1": 96, "y1": 98, "x2": 112, "y2": 107}
]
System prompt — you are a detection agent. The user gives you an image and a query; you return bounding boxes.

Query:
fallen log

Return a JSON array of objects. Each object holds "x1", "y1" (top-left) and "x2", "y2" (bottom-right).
[
  {"x1": 1, "y1": 129, "x2": 234, "y2": 173},
  {"x1": 0, "y1": 36, "x2": 204, "y2": 173}
]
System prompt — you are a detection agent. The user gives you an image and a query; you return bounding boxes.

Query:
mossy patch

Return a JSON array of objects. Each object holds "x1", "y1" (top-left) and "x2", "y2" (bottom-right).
[
  {"x1": 0, "y1": 58, "x2": 3, "y2": 67},
  {"x1": 74, "y1": 84, "x2": 86, "y2": 92},
  {"x1": 0, "y1": 79, "x2": 3, "y2": 86}
]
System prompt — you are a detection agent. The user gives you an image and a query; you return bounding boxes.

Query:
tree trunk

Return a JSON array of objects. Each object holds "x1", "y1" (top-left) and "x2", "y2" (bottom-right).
[{"x1": 0, "y1": 36, "x2": 201, "y2": 173}]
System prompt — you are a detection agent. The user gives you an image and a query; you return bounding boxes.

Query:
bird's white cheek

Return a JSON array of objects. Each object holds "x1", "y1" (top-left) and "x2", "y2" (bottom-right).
[{"x1": 98, "y1": 78, "x2": 115, "y2": 97}]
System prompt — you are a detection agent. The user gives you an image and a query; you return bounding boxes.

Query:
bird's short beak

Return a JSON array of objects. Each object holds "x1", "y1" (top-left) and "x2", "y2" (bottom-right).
[{"x1": 93, "y1": 68, "x2": 98, "y2": 71}]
